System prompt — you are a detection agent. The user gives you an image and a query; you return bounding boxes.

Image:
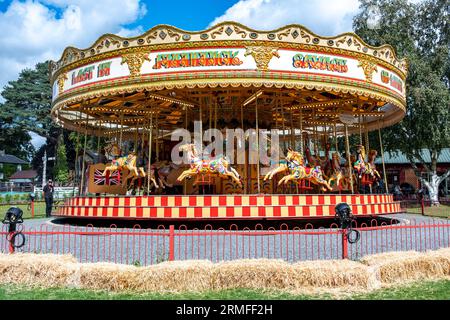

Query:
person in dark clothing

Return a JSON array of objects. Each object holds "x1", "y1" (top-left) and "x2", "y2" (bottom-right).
[
  {"x1": 97, "y1": 148, "x2": 107, "y2": 164},
  {"x1": 42, "y1": 179, "x2": 54, "y2": 218}
]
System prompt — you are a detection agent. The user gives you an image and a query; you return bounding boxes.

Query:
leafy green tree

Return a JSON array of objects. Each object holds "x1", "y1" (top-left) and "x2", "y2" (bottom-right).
[
  {"x1": 1, "y1": 62, "x2": 53, "y2": 141},
  {"x1": 353, "y1": 0, "x2": 450, "y2": 205},
  {"x1": 1, "y1": 61, "x2": 79, "y2": 182},
  {"x1": 54, "y1": 134, "x2": 69, "y2": 184}
]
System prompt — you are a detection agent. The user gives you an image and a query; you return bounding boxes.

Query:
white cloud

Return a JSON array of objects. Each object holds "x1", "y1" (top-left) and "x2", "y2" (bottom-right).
[
  {"x1": 0, "y1": 0, "x2": 147, "y2": 93},
  {"x1": 210, "y1": 0, "x2": 360, "y2": 36}
]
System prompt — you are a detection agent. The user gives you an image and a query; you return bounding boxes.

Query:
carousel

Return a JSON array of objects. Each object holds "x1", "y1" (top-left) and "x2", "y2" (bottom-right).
[{"x1": 50, "y1": 22, "x2": 407, "y2": 221}]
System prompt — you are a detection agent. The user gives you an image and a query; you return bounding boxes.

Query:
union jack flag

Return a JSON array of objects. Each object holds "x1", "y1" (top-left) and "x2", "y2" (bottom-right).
[{"x1": 93, "y1": 169, "x2": 120, "y2": 185}]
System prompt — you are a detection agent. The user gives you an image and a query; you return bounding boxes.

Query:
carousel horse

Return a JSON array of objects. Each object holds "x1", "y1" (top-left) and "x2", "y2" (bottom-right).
[
  {"x1": 353, "y1": 145, "x2": 370, "y2": 178},
  {"x1": 264, "y1": 148, "x2": 332, "y2": 192},
  {"x1": 353, "y1": 145, "x2": 380, "y2": 180},
  {"x1": 305, "y1": 146, "x2": 319, "y2": 167},
  {"x1": 104, "y1": 142, "x2": 121, "y2": 160},
  {"x1": 130, "y1": 166, "x2": 159, "y2": 190},
  {"x1": 151, "y1": 160, "x2": 182, "y2": 188},
  {"x1": 318, "y1": 143, "x2": 332, "y2": 178},
  {"x1": 327, "y1": 152, "x2": 345, "y2": 188},
  {"x1": 102, "y1": 152, "x2": 147, "y2": 188},
  {"x1": 176, "y1": 144, "x2": 242, "y2": 186},
  {"x1": 367, "y1": 149, "x2": 381, "y2": 180}
]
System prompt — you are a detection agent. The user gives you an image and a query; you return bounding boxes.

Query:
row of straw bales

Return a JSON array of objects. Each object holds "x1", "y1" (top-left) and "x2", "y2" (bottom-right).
[{"x1": 0, "y1": 248, "x2": 449, "y2": 295}]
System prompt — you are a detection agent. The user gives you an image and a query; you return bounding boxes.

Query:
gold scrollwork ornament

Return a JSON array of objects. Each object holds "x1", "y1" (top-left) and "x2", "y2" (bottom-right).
[
  {"x1": 358, "y1": 60, "x2": 378, "y2": 82},
  {"x1": 244, "y1": 46, "x2": 280, "y2": 71},
  {"x1": 121, "y1": 52, "x2": 151, "y2": 78},
  {"x1": 57, "y1": 73, "x2": 68, "y2": 94}
]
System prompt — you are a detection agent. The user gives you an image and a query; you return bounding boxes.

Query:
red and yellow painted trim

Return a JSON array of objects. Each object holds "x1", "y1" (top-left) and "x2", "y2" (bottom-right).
[{"x1": 55, "y1": 194, "x2": 401, "y2": 220}]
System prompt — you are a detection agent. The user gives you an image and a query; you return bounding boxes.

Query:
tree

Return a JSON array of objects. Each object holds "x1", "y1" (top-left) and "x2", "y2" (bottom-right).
[
  {"x1": 54, "y1": 134, "x2": 69, "y2": 184},
  {"x1": 353, "y1": 0, "x2": 450, "y2": 205},
  {"x1": 1, "y1": 62, "x2": 54, "y2": 141},
  {"x1": 0, "y1": 61, "x2": 80, "y2": 182},
  {"x1": 0, "y1": 123, "x2": 34, "y2": 161}
]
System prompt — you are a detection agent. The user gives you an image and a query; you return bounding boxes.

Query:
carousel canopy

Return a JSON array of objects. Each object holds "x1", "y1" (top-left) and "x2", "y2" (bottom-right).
[{"x1": 50, "y1": 22, "x2": 407, "y2": 138}]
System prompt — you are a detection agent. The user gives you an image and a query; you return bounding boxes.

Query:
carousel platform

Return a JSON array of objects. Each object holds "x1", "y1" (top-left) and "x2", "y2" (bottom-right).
[{"x1": 54, "y1": 194, "x2": 401, "y2": 220}]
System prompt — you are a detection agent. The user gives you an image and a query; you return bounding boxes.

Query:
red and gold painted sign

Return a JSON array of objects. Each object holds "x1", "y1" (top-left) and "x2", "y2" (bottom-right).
[
  {"x1": 152, "y1": 50, "x2": 243, "y2": 69},
  {"x1": 292, "y1": 53, "x2": 348, "y2": 73}
]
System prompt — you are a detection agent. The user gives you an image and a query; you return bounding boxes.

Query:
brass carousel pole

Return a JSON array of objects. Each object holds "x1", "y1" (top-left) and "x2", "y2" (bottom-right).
[
  {"x1": 134, "y1": 126, "x2": 138, "y2": 152},
  {"x1": 96, "y1": 121, "x2": 101, "y2": 156},
  {"x1": 365, "y1": 119, "x2": 370, "y2": 152},
  {"x1": 147, "y1": 115, "x2": 153, "y2": 195},
  {"x1": 291, "y1": 108, "x2": 298, "y2": 194},
  {"x1": 280, "y1": 96, "x2": 286, "y2": 151},
  {"x1": 365, "y1": 118, "x2": 372, "y2": 193},
  {"x1": 241, "y1": 101, "x2": 247, "y2": 194},
  {"x1": 359, "y1": 114, "x2": 363, "y2": 145},
  {"x1": 119, "y1": 113, "x2": 124, "y2": 149},
  {"x1": 299, "y1": 108, "x2": 303, "y2": 154},
  {"x1": 344, "y1": 124, "x2": 354, "y2": 194},
  {"x1": 73, "y1": 111, "x2": 81, "y2": 197},
  {"x1": 334, "y1": 122, "x2": 338, "y2": 153},
  {"x1": 290, "y1": 109, "x2": 295, "y2": 149},
  {"x1": 79, "y1": 113, "x2": 89, "y2": 196},
  {"x1": 155, "y1": 116, "x2": 160, "y2": 162},
  {"x1": 199, "y1": 103, "x2": 203, "y2": 156},
  {"x1": 378, "y1": 120, "x2": 389, "y2": 194},
  {"x1": 184, "y1": 106, "x2": 188, "y2": 195},
  {"x1": 255, "y1": 93, "x2": 260, "y2": 194},
  {"x1": 214, "y1": 97, "x2": 217, "y2": 129},
  {"x1": 197, "y1": 99, "x2": 205, "y2": 194}
]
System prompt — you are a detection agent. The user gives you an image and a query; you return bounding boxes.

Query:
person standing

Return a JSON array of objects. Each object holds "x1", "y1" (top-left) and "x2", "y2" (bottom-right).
[{"x1": 42, "y1": 179, "x2": 54, "y2": 218}]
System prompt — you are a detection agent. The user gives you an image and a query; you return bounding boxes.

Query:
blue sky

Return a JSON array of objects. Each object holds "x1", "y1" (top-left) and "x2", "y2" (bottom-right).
[{"x1": 0, "y1": 0, "x2": 371, "y2": 148}]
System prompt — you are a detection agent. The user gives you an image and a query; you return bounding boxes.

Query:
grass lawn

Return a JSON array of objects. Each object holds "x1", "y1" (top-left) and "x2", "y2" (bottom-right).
[
  {"x1": 0, "y1": 279, "x2": 449, "y2": 300},
  {"x1": 406, "y1": 204, "x2": 450, "y2": 218},
  {"x1": 0, "y1": 202, "x2": 47, "y2": 219}
]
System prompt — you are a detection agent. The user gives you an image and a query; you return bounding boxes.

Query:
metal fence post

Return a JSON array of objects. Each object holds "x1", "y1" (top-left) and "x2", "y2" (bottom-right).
[
  {"x1": 341, "y1": 228, "x2": 348, "y2": 259},
  {"x1": 169, "y1": 225, "x2": 175, "y2": 261},
  {"x1": 8, "y1": 232, "x2": 14, "y2": 254}
]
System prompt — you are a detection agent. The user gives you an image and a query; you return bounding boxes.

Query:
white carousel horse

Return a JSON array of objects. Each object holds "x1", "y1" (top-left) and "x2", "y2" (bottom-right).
[
  {"x1": 176, "y1": 144, "x2": 242, "y2": 187},
  {"x1": 264, "y1": 148, "x2": 332, "y2": 192}
]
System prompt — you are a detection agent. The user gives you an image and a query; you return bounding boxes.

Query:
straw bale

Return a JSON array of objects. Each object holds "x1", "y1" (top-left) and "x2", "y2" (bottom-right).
[
  {"x1": 1, "y1": 249, "x2": 449, "y2": 295},
  {"x1": 210, "y1": 259, "x2": 296, "y2": 291},
  {"x1": 79, "y1": 260, "x2": 213, "y2": 293},
  {"x1": 291, "y1": 259, "x2": 370, "y2": 289},
  {"x1": 360, "y1": 250, "x2": 450, "y2": 284},
  {"x1": 360, "y1": 251, "x2": 422, "y2": 266},
  {"x1": 0, "y1": 253, "x2": 78, "y2": 288}
]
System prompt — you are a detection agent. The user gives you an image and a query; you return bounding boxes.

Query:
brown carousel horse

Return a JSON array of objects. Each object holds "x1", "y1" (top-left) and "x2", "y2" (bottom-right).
[
  {"x1": 130, "y1": 165, "x2": 160, "y2": 191},
  {"x1": 177, "y1": 144, "x2": 242, "y2": 187},
  {"x1": 353, "y1": 145, "x2": 381, "y2": 180},
  {"x1": 151, "y1": 160, "x2": 182, "y2": 188},
  {"x1": 327, "y1": 152, "x2": 345, "y2": 188},
  {"x1": 264, "y1": 148, "x2": 332, "y2": 191}
]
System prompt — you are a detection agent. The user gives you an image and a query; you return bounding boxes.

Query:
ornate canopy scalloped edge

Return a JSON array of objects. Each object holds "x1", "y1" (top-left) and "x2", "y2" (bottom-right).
[
  {"x1": 49, "y1": 21, "x2": 408, "y2": 82},
  {"x1": 51, "y1": 77, "x2": 406, "y2": 136}
]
